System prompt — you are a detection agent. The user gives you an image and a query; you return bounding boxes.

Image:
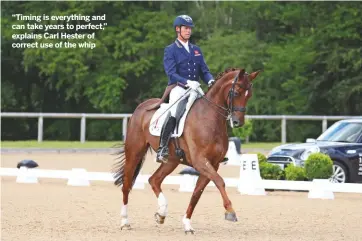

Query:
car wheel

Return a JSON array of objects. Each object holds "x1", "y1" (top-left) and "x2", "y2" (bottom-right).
[{"x1": 329, "y1": 161, "x2": 348, "y2": 183}]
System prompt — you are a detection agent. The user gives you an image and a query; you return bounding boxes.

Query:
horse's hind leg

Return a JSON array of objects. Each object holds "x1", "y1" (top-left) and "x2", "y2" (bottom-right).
[
  {"x1": 120, "y1": 141, "x2": 149, "y2": 230},
  {"x1": 148, "y1": 158, "x2": 179, "y2": 224}
]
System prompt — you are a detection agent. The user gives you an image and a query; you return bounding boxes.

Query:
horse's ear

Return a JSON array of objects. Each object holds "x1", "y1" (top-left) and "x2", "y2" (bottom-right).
[
  {"x1": 249, "y1": 70, "x2": 261, "y2": 81},
  {"x1": 238, "y1": 69, "x2": 246, "y2": 79}
]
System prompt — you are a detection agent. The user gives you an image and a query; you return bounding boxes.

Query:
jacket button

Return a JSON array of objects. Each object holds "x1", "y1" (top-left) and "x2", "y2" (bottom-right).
[
  {"x1": 189, "y1": 75, "x2": 191, "y2": 77},
  {"x1": 188, "y1": 69, "x2": 190, "y2": 71},
  {"x1": 194, "y1": 63, "x2": 196, "y2": 65},
  {"x1": 194, "y1": 75, "x2": 196, "y2": 77},
  {"x1": 194, "y1": 69, "x2": 196, "y2": 71}
]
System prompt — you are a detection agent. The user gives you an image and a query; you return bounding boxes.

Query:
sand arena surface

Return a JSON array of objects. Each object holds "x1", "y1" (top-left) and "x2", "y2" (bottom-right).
[{"x1": 2, "y1": 152, "x2": 362, "y2": 241}]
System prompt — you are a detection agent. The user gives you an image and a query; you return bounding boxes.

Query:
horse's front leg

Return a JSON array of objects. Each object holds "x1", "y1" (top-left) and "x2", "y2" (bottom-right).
[
  {"x1": 193, "y1": 157, "x2": 238, "y2": 222},
  {"x1": 182, "y1": 172, "x2": 216, "y2": 234}
]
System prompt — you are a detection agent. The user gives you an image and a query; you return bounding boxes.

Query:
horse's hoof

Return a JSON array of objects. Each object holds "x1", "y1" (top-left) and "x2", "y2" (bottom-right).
[
  {"x1": 185, "y1": 229, "x2": 195, "y2": 235},
  {"x1": 225, "y1": 211, "x2": 238, "y2": 222},
  {"x1": 120, "y1": 223, "x2": 131, "y2": 230},
  {"x1": 154, "y1": 212, "x2": 166, "y2": 224}
]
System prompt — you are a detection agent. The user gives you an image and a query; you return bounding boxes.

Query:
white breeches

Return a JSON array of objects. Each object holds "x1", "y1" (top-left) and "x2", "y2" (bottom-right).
[{"x1": 169, "y1": 86, "x2": 204, "y2": 117}]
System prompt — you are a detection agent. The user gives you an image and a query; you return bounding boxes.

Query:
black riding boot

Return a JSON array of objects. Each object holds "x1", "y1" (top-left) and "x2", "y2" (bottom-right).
[{"x1": 156, "y1": 116, "x2": 176, "y2": 163}]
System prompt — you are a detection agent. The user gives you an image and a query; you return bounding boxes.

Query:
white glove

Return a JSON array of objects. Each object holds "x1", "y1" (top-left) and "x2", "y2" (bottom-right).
[
  {"x1": 208, "y1": 79, "x2": 215, "y2": 87},
  {"x1": 186, "y1": 80, "x2": 200, "y2": 90}
]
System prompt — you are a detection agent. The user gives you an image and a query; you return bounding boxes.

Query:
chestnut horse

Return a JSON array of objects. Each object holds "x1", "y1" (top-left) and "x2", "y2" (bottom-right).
[{"x1": 112, "y1": 67, "x2": 260, "y2": 233}]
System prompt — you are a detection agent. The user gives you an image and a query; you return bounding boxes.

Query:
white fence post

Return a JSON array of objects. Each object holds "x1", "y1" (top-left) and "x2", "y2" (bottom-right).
[
  {"x1": 281, "y1": 116, "x2": 287, "y2": 144},
  {"x1": 80, "y1": 114, "x2": 86, "y2": 143},
  {"x1": 122, "y1": 117, "x2": 128, "y2": 142},
  {"x1": 37, "y1": 116, "x2": 43, "y2": 142},
  {"x1": 322, "y1": 116, "x2": 328, "y2": 133}
]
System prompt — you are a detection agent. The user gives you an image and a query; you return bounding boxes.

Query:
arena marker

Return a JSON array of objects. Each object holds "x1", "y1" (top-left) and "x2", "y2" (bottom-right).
[
  {"x1": 16, "y1": 166, "x2": 38, "y2": 184},
  {"x1": 308, "y1": 179, "x2": 334, "y2": 200},
  {"x1": 238, "y1": 154, "x2": 266, "y2": 196}
]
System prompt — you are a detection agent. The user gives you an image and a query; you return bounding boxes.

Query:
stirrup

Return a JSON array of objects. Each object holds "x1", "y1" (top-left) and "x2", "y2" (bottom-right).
[
  {"x1": 156, "y1": 147, "x2": 169, "y2": 163},
  {"x1": 175, "y1": 147, "x2": 185, "y2": 162}
]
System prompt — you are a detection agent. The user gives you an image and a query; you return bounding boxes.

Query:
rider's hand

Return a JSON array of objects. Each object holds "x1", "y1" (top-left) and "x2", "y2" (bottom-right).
[
  {"x1": 208, "y1": 79, "x2": 215, "y2": 87},
  {"x1": 186, "y1": 80, "x2": 201, "y2": 90}
]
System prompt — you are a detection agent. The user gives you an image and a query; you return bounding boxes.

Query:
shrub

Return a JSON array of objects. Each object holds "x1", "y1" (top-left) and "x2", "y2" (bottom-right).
[
  {"x1": 232, "y1": 119, "x2": 253, "y2": 140},
  {"x1": 259, "y1": 162, "x2": 284, "y2": 180},
  {"x1": 304, "y1": 153, "x2": 333, "y2": 180},
  {"x1": 285, "y1": 164, "x2": 306, "y2": 181},
  {"x1": 257, "y1": 152, "x2": 267, "y2": 164}
]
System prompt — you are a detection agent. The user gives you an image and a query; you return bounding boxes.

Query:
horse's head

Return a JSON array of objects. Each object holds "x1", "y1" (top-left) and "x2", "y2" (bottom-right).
[
  {"x1": 225, "y1": 69, "x2": 260, "y2": 127},
  {"x1": 208, "y1": 68, "x2": 260, "y2": 128}
]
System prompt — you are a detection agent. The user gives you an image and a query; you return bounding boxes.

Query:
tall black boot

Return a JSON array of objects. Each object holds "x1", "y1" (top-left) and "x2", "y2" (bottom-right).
[{"x1": 156, "y1": 116, "x2": 176, "y2": 163}]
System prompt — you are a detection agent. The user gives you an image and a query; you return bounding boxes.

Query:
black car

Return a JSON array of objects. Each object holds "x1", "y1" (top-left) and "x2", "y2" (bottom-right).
[{"x1": 267, "y1": 119, "x2": 362, "y2": 183}]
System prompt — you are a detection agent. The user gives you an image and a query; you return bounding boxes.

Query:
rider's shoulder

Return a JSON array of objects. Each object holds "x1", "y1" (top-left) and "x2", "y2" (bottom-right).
[{"x1": 164, "y1": 42, "x2": 178, "y2": 52}]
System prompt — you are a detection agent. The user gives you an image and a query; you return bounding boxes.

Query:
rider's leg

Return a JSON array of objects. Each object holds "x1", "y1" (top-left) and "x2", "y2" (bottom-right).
[
  {"x1": 156, "y1": 86, "x2": 187, "y2": 163},
  {"x1": 156, "y1": 115, "x2": 176, "y2": 162},
  {"x1": 169, "y1": 86, "x2": 188, "y2": 117},
  {"x1": 185, "y1": 87, "x2": 203, "y2": 110}
]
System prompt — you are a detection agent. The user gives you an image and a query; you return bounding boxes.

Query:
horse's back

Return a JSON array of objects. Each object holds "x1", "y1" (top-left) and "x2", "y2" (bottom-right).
[
  {"x1": 130, "y1": 98, "x2": 161, "y2": 131},
  {"x1": 135, "y1": 98, "x2": 161, "y2": 110}
]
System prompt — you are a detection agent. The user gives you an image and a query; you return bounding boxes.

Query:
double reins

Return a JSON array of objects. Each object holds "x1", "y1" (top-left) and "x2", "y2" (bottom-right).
[{"x1": 198, "y1": 71, "x2": 252, "y2": 120}]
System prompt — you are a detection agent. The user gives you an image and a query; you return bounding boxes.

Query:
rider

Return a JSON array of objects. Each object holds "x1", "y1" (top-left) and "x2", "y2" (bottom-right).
[{"x1": 156, "y1": 14, "x2": 216, "y2": 163}]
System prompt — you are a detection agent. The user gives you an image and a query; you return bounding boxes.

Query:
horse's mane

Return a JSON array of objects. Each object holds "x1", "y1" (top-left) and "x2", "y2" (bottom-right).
[{"x1": 215, "y1": 67, "x2": 243, "y2": 82}]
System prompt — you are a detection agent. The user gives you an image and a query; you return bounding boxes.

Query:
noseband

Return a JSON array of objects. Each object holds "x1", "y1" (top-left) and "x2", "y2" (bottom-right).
[{"x1": 200, "y1": 71, "x2": 253, "y2": 120}]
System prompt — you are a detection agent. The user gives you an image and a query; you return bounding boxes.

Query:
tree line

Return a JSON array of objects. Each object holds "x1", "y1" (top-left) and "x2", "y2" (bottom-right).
[{"x1": 1, "y1": 1, "x2": 361, "y2": 142}]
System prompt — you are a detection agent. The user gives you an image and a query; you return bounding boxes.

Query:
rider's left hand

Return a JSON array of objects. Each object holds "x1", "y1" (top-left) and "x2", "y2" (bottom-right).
[{"x1": 208, "y1": 79, "x2": 215, "y2": 88}]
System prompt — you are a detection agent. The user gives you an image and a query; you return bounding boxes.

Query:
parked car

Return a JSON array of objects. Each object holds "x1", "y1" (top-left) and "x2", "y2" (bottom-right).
[{"x1": 267, "y1": 119, "x2": 362, "y2": 183}]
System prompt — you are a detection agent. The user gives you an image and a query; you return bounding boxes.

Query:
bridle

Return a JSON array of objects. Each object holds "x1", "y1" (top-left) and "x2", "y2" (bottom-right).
[
  {"x1": 200, "y1": 71, "x2": 253, "y2": 120},
  {"x1": 228, "y1": 72, "x2": 253, "y2": 114}
]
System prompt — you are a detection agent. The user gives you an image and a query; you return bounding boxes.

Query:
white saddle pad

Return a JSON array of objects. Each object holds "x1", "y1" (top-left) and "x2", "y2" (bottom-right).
[{"x1": 149, "y1": 100, "x2": 193, "y2": 138}]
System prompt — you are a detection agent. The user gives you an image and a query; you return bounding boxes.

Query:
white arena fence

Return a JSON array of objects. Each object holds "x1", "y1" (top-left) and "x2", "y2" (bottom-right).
[
  {"x1": 1, "y1": 112, "x2": 361, "y2": 143},
  {"x1": 2, "y1": 142, "x2": 362, "y2": 200}
]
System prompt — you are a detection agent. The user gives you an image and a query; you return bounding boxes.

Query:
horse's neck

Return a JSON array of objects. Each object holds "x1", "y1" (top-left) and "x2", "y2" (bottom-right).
[
  {"x1": 192, "y1": 81, "x2": 228, "y2": 127},
  {"x1": 205, "y1": 80, "x2": 227, "y2": 108}
]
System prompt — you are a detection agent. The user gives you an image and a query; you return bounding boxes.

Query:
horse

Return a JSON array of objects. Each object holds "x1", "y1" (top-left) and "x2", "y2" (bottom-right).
[{"x1": 112, "y1": 67, "x2": 260, "y2": 233}]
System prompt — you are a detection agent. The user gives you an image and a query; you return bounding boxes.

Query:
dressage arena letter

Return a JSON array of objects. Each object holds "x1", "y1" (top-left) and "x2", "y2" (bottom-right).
[
  {"x1": 242, "y1": 160, "x2": 247, "y2": 171},
  {"x1": 251, "y1": 160, "x2": 257, "y2": 170},
  {"x1": 11, "y1": 13, "x2": 107, "y2": 49}
]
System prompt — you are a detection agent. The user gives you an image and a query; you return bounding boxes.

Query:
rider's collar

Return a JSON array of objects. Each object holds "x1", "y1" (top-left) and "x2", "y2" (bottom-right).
[{"x1": 175, "y1": 39, "x2": 193, "y2": 49}]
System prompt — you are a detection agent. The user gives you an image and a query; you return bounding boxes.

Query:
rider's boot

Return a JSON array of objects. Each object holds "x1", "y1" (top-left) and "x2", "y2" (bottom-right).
[{"x1": 156, "y1": 116, "x2": 176, "y2": 163}]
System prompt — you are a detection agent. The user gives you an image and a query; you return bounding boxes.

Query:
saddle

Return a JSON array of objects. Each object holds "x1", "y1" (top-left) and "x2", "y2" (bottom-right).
[
  {"x1": 148, "y1": 89, "x2": 192, "y2": 138},
  {"x1": 148, "y1": 84, "x2": 198, "y2": 165}
]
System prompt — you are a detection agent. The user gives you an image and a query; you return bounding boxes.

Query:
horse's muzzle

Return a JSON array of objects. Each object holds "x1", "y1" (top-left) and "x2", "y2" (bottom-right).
[
  {"x1": 231, "y1": 115, "x2": 244, "y2": 128},
  {"x1": 232, "y1": 120, "x2": 244, "y2": 127}
]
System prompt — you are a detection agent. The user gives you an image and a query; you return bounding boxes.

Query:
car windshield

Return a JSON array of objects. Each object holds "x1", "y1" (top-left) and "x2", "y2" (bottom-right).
[{"x1": 317, "y1": 121, "x2": 362, "y2": 143}]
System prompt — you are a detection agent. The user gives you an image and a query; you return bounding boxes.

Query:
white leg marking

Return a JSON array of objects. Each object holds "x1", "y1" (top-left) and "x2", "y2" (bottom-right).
[
  {"x1": 120, "y1": 204, "x2": 129, "y2": 227},
  {"x1": 157, "y1": 192, "x2": 168, "y2": 216},
  {"x1": 182, "y1": 214, "x2": 194, "y2": 233}
]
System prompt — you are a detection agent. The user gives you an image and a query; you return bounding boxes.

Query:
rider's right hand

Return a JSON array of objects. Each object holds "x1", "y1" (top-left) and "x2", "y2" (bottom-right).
[{"x1": 186, "y1": 80, "x2": 200, "y2": 90}]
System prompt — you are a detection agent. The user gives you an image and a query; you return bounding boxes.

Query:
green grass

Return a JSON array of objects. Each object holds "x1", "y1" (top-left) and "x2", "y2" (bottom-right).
[{"x1": 0, "y1": 140, "x2": 282, "y2": 149}]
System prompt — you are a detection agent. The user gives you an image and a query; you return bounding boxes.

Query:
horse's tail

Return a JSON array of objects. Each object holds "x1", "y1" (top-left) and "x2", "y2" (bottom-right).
[{"x1": 111, "y1": 143, "x2": 147, "y2": 188}]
